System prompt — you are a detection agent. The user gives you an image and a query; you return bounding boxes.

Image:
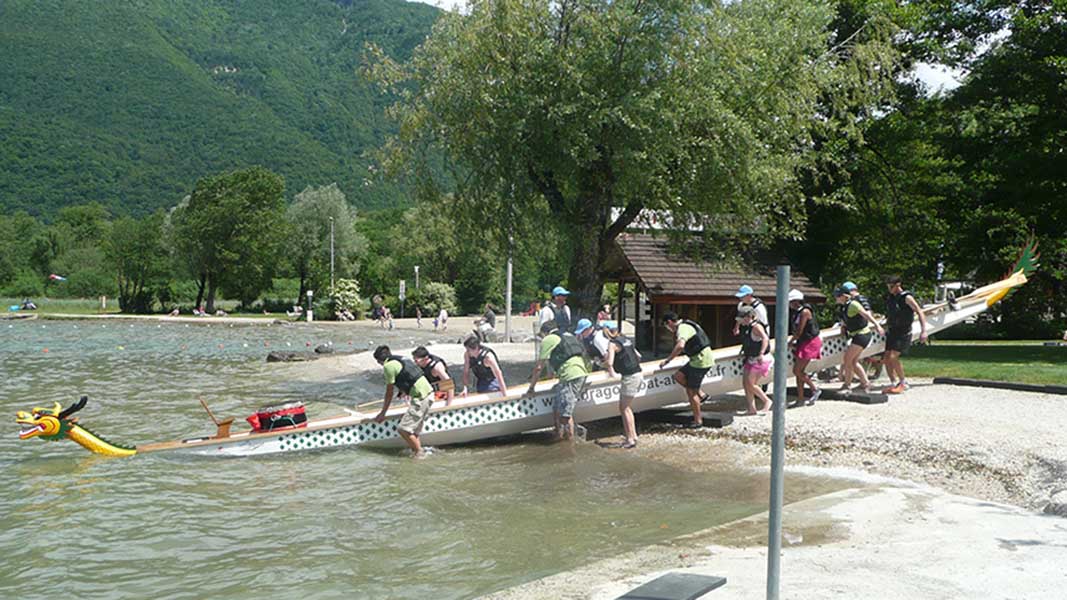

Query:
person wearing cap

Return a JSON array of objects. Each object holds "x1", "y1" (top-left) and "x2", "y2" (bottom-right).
[
  {"x1": 538, "y1": 286, "x2": 573, "y2": 333},
  {"x1": 834, "y1": 287, "x2": 884, "y2": 394},
  {"x1": 372, "y1": 345, "x2": 435, "y2": 458},
  {"x1": 882, "y1": 275, "x2": 928, "y2": 394},
  {"x1": 842, "y1": 281, "x2": 872, "y2": 311},
  {"x1": 576, "y1": 317, "x2": 610, "y2": 369},
  {"x1": 731, "y1": 285, "x2": 769, "y2": 337},
  {"x1": 737, "y1": 305, "x2": 774, "y2": 415},
  {"x1": 527, "y1": 319, "x2": 590, "y2": 441},
  {"x1": 659, "y1": 312, "x2": 715, "y2": 428},
  {"x1": 787, "y1": 289, "x2": 822, "y2": 405},
  {"x1": 601, "y1": 321, "x2": 643, "y2": 449}
]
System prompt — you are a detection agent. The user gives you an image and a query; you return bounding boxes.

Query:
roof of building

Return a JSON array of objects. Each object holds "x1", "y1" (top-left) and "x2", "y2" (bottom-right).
[{"x1": 613, "y1": 233, "x2": 826, "y2": 303}]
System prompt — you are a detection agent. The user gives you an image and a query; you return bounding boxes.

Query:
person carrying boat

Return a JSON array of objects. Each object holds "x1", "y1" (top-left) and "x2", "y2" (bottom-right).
[
  {"x1": 527, "y1": 320, "x2": 590, "y2": 441},
  {"x1": 372, "y1": 345, "x2": 435, "y2": 458},
  {"x1": 412, "y1": 346, "x2": 454, "y2": 406},
  {"x1": 659, "y1": 312, "x2": 715, "y2": 428},
  {"x1": 834, "y1": 287, "x2": 884, "y2": 394},
  {"x1": 737, "y1": 306, "x2": 774, "y2": 415},
  {"x1": 462, "y1": 336, "x2": 508, "y2": 397},
  {"x1": 842, "y1": 281, "x2": 872, "y2": 311},
  {"x1": 882, "y1": 275, "x2": 928, "y2": 394},
  {"x1": 731, "y1": 284, "x2": 769, "y2": 337},
  {"x1": 538, "y1": 286, "x2": 573, "y2": 333},
  {"x1": 576, "y1": 318, "x2": 610, "y2": 369},
  {"x1": 787, "y1": 289, "x2": 822, "y2": 406},
  {"x1": 601, "y1": 321, "x2": 643, "y2": 449}
]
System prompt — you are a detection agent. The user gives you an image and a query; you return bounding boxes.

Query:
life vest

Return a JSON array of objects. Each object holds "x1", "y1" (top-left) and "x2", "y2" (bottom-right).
[
  {"x1": 549, "y1": 332, "x2": 585, "y2": 372},
  {"x1": 854, "y1": 293, "x2": 871, "y2": 311},
  {"x1": 610, "y1": 335, "x2": 642, "y2": 376},
  {"x1": 749, "y1": 297, "x2": 769, "y2": 326},
  {"x1": 885, "y1": 291, "x2": 915, "y2": 329},
  {"x1": 742, "y1": 324, "x2": 768, "y2": 358},
  {"x1": 420, "y1": 354, "x2": 449, "y2": 385},
  {"x1": 548, "y1": 303, "x2": 572, "y2": 333},
  {"x1": 680, "y1": 319, "x2": 711, "y2": 357},
  {"x1": 583, "y1": 329, "x2": 606, "y2": 360},
  {"x1": 791, "y1": 303, "x2": 820, "y2": 343},
  {"x1": 838, "y1": 301, "x2": 869, "y2": 335},
  {"x1": 388, "y1": 356, "x2": 426, "y2": 395},
  {"x1": 468, "y1": 347, "x2": 500, "y2": 386}
]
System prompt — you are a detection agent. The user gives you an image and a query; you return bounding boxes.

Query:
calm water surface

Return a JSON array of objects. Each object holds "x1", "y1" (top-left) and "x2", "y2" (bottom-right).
[{"x1": 1, "y1": 320, "x2": 847, "y2": 599}]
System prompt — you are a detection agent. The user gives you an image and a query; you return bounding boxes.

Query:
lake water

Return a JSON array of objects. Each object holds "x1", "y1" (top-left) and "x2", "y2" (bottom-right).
[{"x1": 1, "y1": 320, "x2": 848, "y2": 599}]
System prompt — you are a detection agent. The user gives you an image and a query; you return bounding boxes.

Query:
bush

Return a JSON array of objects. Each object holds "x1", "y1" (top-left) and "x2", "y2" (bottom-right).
[
  {"x1": 410, "y1": 281, "x2": 458, "y2": 315},
  {"x1": 331, "y1": 278, "x2": 363, "y2": 319},
  {"x1": 1, "y1": 269, "x2": 45, "y2": 297}
]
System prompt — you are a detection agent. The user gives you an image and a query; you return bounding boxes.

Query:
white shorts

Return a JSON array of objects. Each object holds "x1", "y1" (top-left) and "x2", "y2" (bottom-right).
[{"x1": 620, "y1": 373, "x2": 643, "y2": 398}]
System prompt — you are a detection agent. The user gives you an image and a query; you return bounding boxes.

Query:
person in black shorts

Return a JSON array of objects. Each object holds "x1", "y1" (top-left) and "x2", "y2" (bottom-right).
[{"x1": 883, "y1": 275, "x2": 928, "y2": 394}]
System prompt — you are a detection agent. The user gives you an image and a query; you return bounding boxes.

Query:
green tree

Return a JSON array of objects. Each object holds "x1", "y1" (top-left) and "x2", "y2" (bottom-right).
[
  {"x1": 104, "y1": 212, "x2": 169, "y2": 313},
  {"x1": 367, "y1": 0, "x2": 900, "y2": 315},
  {"x1": 171, "y1": 167, "x2": 287, "y2": 312},
  {"x1": 285, "y1": 183, "x2": 366, "y2": 306}
]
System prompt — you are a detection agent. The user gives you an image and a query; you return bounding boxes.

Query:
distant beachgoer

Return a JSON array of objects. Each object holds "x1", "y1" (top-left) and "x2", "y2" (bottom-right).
[
  {"x1": 538, "y1": 286, "x2": 573, "y2": 333},
  {"x1": 372, "y1": 345, "x2": 434, "y2": 459},
  {"x1": 382, "y1": 306, "x2": 394, "y2": 330},
  {"x1": 1062, "y1": 329, "x2": 1067, "y2": 342},
  {"x1": 435, "y1": 307, "x2": 448, "y2": 331},
  {"x1": 788, "y1": 289, "x2": 822, "y2": 406},
  {"x1": 416, "y1": 307, "x2": 423, "y2": 329},
  {"x1": 596, "y1": 304, "x2": 611, "y2": 324},
  {"x1": 194, "y1": 305, "x2": 206, "y2": 317},
  {"x1": 835, "y1": 286, "x2": 884, "y2": 394},
  {"x1": 659, "y1": 312, "x2": 714, "y2": 428},
  {"x1": 21, "y1": 299, "x2": 37, "y2": 311},
  {"x1": 168, "y1": 307, "x2": 180, "y2": 317},
  {"x1": 287, "y1": 305, "x2": 303, "y2": 318},
  {"x1": 215, "y1": 309, "x2": 228, "y2": 317},
  {"x1": 602, "y1": 321, "x2": 642, "y2": 449},
  {"x1": 732, "y1": 285, "x2": 769, "y2": 338},
  {"x1": 882, "y1": 275, "x2": 928, "y2": 394},
  {"x1": 738, "y1": 306, "x2": 773, "y2": 415},
  {"x1": 476, "y1": 303, "x2": 496, "y2": 341},
  {"x1": 413, "y1": 346, "x2": 453, "y2": 406},
  {"x1": 527, "y1": 320, "x2": 589, "y2": 441},
  {"x1": 462, "y1": 336, "x2": 507, "y2": 397}
]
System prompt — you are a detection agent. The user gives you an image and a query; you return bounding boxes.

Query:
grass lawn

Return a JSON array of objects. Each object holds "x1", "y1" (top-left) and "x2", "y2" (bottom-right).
[
  {"x1": 906, "y1": 341, "x2": 1067, "y2": 386},
  {"x1": 1, "y1": 297, "x2": 121, "y2": 315}
]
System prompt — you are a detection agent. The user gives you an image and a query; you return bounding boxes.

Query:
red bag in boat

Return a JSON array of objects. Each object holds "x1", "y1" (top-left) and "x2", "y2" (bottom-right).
[{"x1": 246, "y1": 402, "x2": 307, "y2": 432}]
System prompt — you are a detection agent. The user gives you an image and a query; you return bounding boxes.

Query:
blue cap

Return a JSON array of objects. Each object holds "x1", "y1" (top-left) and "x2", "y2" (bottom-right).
[
  {"x1": 842, "y1": 281, "x2": 858, "y2": 291},
  {"x1": 575, "y1": 318, "x2": 593, "y2": 335},
  {"x1": 734, "y1": 284, "x2": 754, "y2": 298},
  {"x1": 602, "y1": 320, "x2": 618, "y2": 331},
  {"x1": 552, "y1": 286, "x2": 570, "y2": 297}
]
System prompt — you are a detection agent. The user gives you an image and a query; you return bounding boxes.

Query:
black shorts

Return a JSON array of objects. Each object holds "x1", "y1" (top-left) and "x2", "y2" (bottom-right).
[
  {"x1": 849, "y1": 332, "x2": 872, "y2": 349},
  {"x1": 679, "y1": 364, "x2": 712, "y2": 389},
  {"x1": 885, "y1": 328, "x2": 912, "y2": 354}
]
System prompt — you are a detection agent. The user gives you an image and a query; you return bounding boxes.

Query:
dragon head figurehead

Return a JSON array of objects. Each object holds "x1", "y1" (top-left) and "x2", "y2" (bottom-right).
[
  {"x1": 15, "y1": 397, "x2": 136, "y2": 457},
  {"x1": 17, "y1": 398, "x2": 83, "y2": 441}
]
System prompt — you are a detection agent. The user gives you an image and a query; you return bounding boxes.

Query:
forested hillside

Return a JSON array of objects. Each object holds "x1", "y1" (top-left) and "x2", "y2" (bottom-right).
[{"x1": 0, "y1": 0, "x2": 438, "y2": 218}]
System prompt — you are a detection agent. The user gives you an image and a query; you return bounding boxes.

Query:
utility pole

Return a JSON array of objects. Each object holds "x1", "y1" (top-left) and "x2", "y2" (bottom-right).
[
  {"x1": 505, "y1": 184, "x2": 515, "y2": 342},
  {"x1": 414, "y1": 265, "x2": 420, "y2": 289},
  {"x1": 329, "y1": 216, "x2": 335, "y2": 297}
]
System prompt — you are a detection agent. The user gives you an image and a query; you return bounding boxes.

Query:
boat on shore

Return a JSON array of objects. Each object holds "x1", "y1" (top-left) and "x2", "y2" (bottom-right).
[
  {"x1": 16, "y1": 248, "x2": 1036, "y2": 459},
  {"x1": 2, "y1": 312, "x2": 38, "y2": 321}
]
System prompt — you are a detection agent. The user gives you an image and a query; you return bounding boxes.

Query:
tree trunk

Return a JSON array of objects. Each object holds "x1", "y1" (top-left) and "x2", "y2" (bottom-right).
[
  {"x1": 296, "y1": 273, "x2": 307, "y2": 310},
  {"x1": 194, "y1": 272, "x2": 207, "y2": 309},
  {"x1": 205, "y1": 276, "x2": 219, "y2": 314}
]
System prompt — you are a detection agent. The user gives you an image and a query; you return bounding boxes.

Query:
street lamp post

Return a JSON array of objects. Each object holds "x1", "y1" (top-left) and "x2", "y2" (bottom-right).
[
  {"x1": 414, "y1": 265, "x2": 420, "y2": 289},
  {"x1": 306, "y1": 289, "x2": 314, "y2": 323}
]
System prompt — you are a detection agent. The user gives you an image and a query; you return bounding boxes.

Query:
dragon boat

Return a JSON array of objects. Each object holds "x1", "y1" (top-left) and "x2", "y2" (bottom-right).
[{"x1": 16, "y1": 244, "x2": 1038, "y2": 458}]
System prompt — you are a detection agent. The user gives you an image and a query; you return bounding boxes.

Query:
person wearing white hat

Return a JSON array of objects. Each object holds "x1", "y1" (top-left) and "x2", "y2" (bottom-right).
[{"x1": 787, "y1": 289, "x2": 822, "y2": 405}]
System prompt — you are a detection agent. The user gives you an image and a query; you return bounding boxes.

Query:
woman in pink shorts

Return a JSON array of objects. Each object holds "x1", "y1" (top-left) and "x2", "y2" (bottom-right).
[
  {"x1": 788, "y1": 289, "x2": 822, "y2": 405},
  {"x1": 737, "y1": 306, "x2": 773, "y2": 415}
]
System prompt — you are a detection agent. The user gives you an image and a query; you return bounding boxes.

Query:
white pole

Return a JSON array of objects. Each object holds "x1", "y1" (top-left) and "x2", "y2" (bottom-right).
[
  {"x1": 505, "y1": 234, "x2": 513, "y2": 342},
  {"x1": 329, "y1": 217, "x2": 335, "y2": 297}
]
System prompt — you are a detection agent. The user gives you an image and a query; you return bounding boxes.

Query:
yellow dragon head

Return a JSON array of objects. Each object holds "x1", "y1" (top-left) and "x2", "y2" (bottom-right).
[{"x1": 16, "y1": 398, "x2": 84, "y2": 442}]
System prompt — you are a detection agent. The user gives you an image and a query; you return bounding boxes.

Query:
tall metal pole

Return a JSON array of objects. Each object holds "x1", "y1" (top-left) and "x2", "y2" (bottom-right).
[
  {"x1": 329, "y1": 216, "x2": 335, "y2": 297},
  {"x1": 505, "y1": 234, "x2": 513, "y2": 342},
  {"x1": 766, "y1": 265, "x2": 790, "y2": 600}
]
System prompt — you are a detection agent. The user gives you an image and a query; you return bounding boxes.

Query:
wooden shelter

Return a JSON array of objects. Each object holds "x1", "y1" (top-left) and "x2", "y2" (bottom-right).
[{"x1": 603, "y1": 233, "x2": 826, "y2": 354}]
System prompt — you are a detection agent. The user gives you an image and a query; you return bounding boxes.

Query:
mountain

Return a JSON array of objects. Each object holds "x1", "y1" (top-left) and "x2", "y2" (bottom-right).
[{"x1": 0, "y1": 0, "x2": 439, "y2": 218}]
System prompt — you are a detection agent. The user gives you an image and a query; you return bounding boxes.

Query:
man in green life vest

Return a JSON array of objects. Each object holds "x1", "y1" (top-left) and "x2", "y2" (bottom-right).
[
  {"x1": 373, "y1": 345, "x2": 435, "y2": 458},
  {"x1": 526, "y1": 320, "x2": 590, "y2": 441},
  {"x1": 659, "y1": 312, "x2": 715, "y2": 428}
]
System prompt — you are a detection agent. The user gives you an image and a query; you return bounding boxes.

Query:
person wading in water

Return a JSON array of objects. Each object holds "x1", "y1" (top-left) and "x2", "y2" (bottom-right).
[
  {"x1": 659, "y1": 312, "x2": 715, "y2": 428},
  {"x1": 601, "y1": 321, "x2": 643, "y2": 449},
  {"x1": 527, "y1": 320, "x2": 589, "y2": 441},
  {"x1": 882, "y1": 275, "x2": 928, "y2": 394},
  {"x1": 412, "y1": 346, "x2": 454, "y2": 406},
  {"x1": 373, "y1": 345, "x2": 435, "y2": 458}
]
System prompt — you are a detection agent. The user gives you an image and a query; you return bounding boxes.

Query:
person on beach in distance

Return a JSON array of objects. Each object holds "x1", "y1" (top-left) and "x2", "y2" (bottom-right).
[
  {"x1": 835, "y1": 286, "x2": 884, "y2": 394},
  {"x1": 882, "y1": 275, "x2": 928, "y2": 394},
  {"x1": 434, "y1": 306, "x2": 448, "y2": 331},
  {"x1": 412, "y1": 345, "x2": 454, "y2": 406},
  {"x1": 527, "y1": 320, "x2": 589, "y2": 440},
  {"x1": 415, "y1": 306, "x2": 422, "y2": 329},
  {"x1": 731, "y1": 284, "x2": 769, "y2": 337},
  {"x1": 788, "y1": 289, "x2": 822, "y2": 406},
  {"x1": 538, "y1": 286, "x2": 573, "y2": 333},
  {"x1": 659, "y1": 312, "x2": 715, "y2": 428},
  {"x1": 737, "y1": 306, "x2": 774, "y2": 415},
  {"x1": 597, "y1": 304, "x2": 612, "y2": 324},
  {"x1": 372, "y1": 345, "x2": 435, "y2": 458},
  {"x1": 602, "y1": 321, "x2": 642, "y2": 449},
  {"x1": 476, "y1": 303, "x2": 497, "y2": 342},
  {"x1": 462, "y1": 335, "x2": 507, "y2": 397}
]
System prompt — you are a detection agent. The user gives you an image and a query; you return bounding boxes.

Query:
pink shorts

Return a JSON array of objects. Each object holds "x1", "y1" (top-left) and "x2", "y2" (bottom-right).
[
  {"x1": 743, "y1": 356, "x2": 773, "y2": 377},
  {"x1": 794, "y1": 336, "x2": 823, "y2": 361}
]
